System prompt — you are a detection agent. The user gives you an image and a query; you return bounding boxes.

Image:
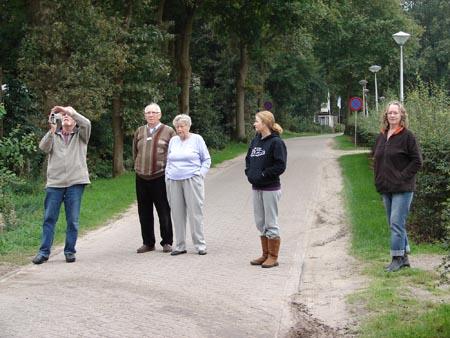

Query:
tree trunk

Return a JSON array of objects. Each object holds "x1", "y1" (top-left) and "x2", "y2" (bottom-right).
[
  {"x1": 176, "y1": 5, "x2": 195, "y2": 115},
  {"x1": 235, "y1": 42, "x2": 248, "y2": 141},
  {"x1": 112, "y1": 85, "x2": 125, "y2": 177},
  {"x1": 0, "y1": 66, "x2": 4, "y2": 138},
  {"x1": 111, "y1": 1, "x2": 132, "y2": 177},
  {"x1": 156, "y1": 0, "x2": 165, "y2": 25}
]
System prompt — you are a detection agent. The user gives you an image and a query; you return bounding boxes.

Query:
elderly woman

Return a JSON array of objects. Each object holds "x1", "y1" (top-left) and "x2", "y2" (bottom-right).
[
  {"x1": 373, "y1": 101, "x2": 422, "y2": 272},
  {"x1": 165, "y1": 114, "x2": 211, "y2": 256}
]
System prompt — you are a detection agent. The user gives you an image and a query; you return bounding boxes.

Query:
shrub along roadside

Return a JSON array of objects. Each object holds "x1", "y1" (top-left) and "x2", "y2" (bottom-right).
[
  {"x1": 345, "y1": 83, "x2": 450, "y2": 244},
  {"x1": 339, "y1": 152, "x2": 449, "y2": 337}
]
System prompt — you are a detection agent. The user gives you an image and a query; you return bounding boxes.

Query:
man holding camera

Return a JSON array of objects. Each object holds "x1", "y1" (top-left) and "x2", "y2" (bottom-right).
[{"x1": 32, "y1": 106, "x2": 91, "y2": 264}]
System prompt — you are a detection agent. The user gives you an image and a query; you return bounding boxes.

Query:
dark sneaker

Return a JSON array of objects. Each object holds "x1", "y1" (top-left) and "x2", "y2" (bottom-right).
[
  {"x1": 170, "y1": 250, "x2": 187, "y2": 256},
  {"x1": 386, "y1": 256, "x2": 407, "y2": 272},
  {"x1": 162, "y1": 244, "x2": 172, "y2": 253},
  {"x1": 403, "y1": 254, "x2": 411, "y2": 267},
  {"x1": 32, "y1": 254, "x2": 48, "y2": 265},
  {"x1": 65, "y1": 253, "x2": 76, "y2": 263},
  {"x1": 136, "y1": 245, "x2": 155, "y2": 253}
]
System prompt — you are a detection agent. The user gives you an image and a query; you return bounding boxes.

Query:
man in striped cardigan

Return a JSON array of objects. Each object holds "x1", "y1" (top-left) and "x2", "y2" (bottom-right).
[{"x1": 133, "y1": 103, "x2": 176, "y2": 253}]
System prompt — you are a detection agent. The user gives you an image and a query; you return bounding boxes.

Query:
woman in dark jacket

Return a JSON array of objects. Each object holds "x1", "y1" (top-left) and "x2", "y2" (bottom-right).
[
  {"x1": 245, "y1": 110, "x2": 287, "y2": 268},
  {"x1": 373, "y1": 101, "x2": 422, "y2": 272}
]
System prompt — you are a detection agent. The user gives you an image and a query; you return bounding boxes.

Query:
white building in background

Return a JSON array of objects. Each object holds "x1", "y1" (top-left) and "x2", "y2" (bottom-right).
[{"x1": 314, "y1": 102, "x2": 337, "y2": 128}]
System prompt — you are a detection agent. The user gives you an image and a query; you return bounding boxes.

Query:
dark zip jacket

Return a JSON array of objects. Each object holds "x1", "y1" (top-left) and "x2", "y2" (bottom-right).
[
  {"x1": 245, "y1": 132, "x2": 287, "y2": 189},
  {"x1": 372, "y1": 128, "x2": 422, "y2": 194}
]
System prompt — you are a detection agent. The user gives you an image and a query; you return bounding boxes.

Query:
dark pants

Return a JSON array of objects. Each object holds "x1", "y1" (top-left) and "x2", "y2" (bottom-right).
[{"x1": 136, "y1": 175, "x2": 173, "y2": 247}]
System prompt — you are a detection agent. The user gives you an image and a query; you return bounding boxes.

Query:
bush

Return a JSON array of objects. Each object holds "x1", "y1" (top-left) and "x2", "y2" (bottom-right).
[
  {"x1": 407, "y1": 83, "x2": 450, "y2": 243},
  {"x1": 0, "y1": 168, "x2": 22, "y2": 230},
  {"x1": 282, "y1": 113, "x2": 334, "y2": 134},
  {"x1": 349, "y1": 83, "x2": 450, "y2": 243},
  {"x1": 190, "y1": 88, "x2": 230, "y2": 149}
]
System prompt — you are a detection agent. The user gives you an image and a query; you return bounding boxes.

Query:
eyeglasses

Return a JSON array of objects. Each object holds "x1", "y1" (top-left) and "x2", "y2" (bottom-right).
[{"x1": 144, "y1": 111, "x2": 160, "y2": 115}]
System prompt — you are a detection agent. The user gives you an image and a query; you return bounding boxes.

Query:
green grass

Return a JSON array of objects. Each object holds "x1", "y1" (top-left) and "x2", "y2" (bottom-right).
[
  {"x1": 334, "y1": 134, "x2": 368, "y2": 150},
  {"x1": 210, "y1": 142, "x2": 249, "y2": 166},
  {"x1": 282, "y1": 130, "x2": 317, "y2": 139},
  {"x1": 1, "y1": 173, "x2": 136, "y2": 264},
  {"x1": 340, "y1": 153, "x2": 449, "y2": 337}
]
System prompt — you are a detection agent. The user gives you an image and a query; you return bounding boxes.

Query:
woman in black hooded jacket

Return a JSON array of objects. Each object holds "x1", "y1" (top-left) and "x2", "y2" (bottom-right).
[{"x1": 245, "y1": 110, "x2": 287, "y2": 268}]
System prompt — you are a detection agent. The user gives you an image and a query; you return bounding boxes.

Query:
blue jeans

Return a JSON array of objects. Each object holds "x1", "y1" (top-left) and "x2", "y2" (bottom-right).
[
  {"x1": 382, "y1": 192, "x2": 413, "y2": 257},
  {"x1": 38, "y1": 185, "x2": 85, "y2": 257}
]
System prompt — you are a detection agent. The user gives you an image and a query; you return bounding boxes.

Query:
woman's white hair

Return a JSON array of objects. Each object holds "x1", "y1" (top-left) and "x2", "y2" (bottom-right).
[{"x1": 173, "y1": 114, "x2": 192, "y2": 127}]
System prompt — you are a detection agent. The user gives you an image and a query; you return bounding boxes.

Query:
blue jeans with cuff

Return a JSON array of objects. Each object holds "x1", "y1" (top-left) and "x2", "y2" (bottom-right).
[
  {"x1": 382, "y1": 192, "x2": 413, "y2": 257},
  {"x1": 38, "y1": 184, "x2": 85, "y2": 257}
]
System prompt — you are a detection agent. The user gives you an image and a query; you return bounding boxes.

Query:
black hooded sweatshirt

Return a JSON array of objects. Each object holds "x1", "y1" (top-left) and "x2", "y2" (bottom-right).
[
  {"x1": 245, "y1": 132, "x2": 287, "y2": 189},
  {"x1": 372, "y1": 128, "x2": 422, "y2": 193}
]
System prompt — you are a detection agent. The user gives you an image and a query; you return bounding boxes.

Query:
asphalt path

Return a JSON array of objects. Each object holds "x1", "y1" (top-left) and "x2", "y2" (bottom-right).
[{"x1": 0, "y1": 134, "x2": 338, "y2": 338}]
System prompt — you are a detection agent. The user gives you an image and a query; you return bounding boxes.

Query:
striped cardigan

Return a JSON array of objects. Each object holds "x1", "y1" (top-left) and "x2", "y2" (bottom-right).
[{"x1": 133, "y1": 124, "x2": 176, "y2": 180}]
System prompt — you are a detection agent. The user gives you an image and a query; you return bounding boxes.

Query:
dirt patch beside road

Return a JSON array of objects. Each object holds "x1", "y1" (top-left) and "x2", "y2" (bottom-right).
[{"x1": 287, "y1": 147, "x2": 367, "y2": 337}]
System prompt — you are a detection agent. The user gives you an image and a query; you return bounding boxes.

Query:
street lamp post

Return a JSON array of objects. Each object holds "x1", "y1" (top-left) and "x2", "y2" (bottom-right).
[
  {"x1": 359, "y1": 79, "x2": 368, "y2": 117},
  {"x1": 369, "y1": 65, "x2": 381, "y2": 112},
  {"x1": 393, "y1": 31, "x2": 410, "y2": 103}
]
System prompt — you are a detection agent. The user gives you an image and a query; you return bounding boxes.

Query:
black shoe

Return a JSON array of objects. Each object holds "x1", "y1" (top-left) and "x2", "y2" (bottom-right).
[
  {"x1": 162, "y1": 244, "x2": 172, "y2": 253},
  {"x1": 170, "y1": 250, "x2": 187, "y2": 256},
  {"x1": 136, "y1": 244, "x2": 155, "y2": 253},
  {"x1": 198, "y1": 250, "x2": 207, "y2": 255},
  {"x1": 32, "y1": 254, "x2": 48, "y2": 265},
  {"x1": 385, "y1": 256, "x2": 407, "y2": 272},
  {"x1": 65, "y1": 253, "x2": 76, "y2": 263},
  {"x1": 403, "y1": 254, "x2": 411, "y2": 267}
]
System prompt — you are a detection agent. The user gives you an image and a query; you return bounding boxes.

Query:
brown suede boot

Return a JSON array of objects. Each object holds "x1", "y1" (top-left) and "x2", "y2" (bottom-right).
[
  {"x1": 262, "y1": 237, "x2": 280, "y2": 268},
  {"x1": 250, "y1": 236, "x2": 268, "y2": 265}
]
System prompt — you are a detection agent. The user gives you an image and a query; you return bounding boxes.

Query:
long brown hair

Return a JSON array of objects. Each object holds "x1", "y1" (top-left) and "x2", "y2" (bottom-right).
[
  {"x1": 256, "y1": 110, "x2": 283, "y2": 134},
  {"x1": 381, "y1": 100, "x2": 408, "y2": 132}
]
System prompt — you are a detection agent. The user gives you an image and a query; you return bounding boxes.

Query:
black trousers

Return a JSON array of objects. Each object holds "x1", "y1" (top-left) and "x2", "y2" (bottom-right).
[{"x1": 136, "y1": 175, "x2": 173, "y2": 246}]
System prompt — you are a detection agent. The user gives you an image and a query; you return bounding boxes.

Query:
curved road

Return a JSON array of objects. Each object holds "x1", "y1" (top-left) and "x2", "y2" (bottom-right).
[{"x1": 0, "y1": 134, "x2": 339, "y2": 337}]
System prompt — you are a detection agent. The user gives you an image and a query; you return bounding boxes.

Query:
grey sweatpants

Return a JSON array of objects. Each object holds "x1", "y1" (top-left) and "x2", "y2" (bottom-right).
[
  {"x1": 253, "y1": 189, "x2": 282, "y2": 238},
  {"x1": 166, "y1": 176, "x2": 206, "y2": 252}
]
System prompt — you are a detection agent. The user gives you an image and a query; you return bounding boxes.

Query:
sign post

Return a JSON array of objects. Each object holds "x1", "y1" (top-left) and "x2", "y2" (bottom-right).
[{"x1": 349, "y1": 97, "x2": 363, "y2": 146}]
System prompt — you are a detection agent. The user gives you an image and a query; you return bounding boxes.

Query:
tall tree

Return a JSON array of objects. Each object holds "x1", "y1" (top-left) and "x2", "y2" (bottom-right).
[
  {"x1": 206, "y1": 0, "x2": 311, "y2": 140},
  {"x1": 18, "y1": 0, "x2": 118, "y2": 118},
  {"x1": 407, "y1": 0, "x2": 450, "y2": 89},
  {"x1": 312, "y1": 0, "x2": 420, "y2": 118},
  {"x1": 161, "y1": 0, "x2": 201, "y2": 115},
  {"x1": 0, "y1": 0, "x2": 28, "y2": 138}
]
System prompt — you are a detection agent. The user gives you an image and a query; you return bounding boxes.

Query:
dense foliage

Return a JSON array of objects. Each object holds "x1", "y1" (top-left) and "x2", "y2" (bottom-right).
[{"x1": 348, "y1": 82, "x2": 450, "y2": 243}]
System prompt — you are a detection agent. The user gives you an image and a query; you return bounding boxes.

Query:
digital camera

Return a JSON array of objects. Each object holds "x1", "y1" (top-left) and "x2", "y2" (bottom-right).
[{"x1": 49, "y1": 112, "x2": 62, "y2": 125}]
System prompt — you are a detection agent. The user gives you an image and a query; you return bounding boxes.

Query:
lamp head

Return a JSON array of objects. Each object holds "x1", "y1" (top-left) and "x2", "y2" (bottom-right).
[
  {"x1": 369, "y1": 65, "x2": 381, "y2": 73},
  {"x1": 393, "y1": 31, "x2": 410, "y2": 46},
  {"x1": 359, "y1": 79, "x2": 368, "y2": 86}
]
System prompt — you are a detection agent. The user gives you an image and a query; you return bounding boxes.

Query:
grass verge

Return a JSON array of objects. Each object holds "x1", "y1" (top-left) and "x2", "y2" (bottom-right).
[
  {"x1": 1, "y1": 173, "x2": 136, "y2": 264},
  {"x1": 210, "y1": 142, "x2": 248, "y2": 166},
  {"x1": 334, "y1": 134, "x2": 369, "y2": 150},
  {"x1": 340, "y1": 153, "x2": 449, "y2": 337}
]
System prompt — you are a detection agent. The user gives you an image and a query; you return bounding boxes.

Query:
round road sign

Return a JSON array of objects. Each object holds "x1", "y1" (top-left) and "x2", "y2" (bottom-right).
[
  {"x1": 349, "y1": 97, "x2": 363, "y2": 111},
  {"x1": 263, "y1": 101, "x2": 273, "y2": 110}
]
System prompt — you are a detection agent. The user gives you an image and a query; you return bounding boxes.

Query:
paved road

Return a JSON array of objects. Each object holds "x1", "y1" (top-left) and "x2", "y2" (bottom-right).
[{"x1": 0, "y1": 134, "x2": 337, "y2": 337}]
